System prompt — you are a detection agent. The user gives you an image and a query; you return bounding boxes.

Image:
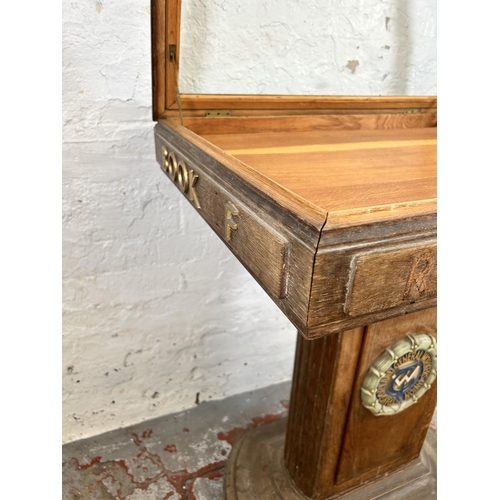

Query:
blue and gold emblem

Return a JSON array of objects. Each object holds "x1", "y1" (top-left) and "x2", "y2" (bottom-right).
[{"x1": 361, "y1": 334, "x2": 437, "y2": 416}]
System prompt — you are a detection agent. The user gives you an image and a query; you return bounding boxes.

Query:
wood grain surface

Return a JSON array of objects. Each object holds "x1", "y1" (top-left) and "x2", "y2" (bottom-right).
[
  {"x1": 177, "y1": 113, "x2": 437, "y2": 135},
  {"x1": 174, "y1": 94, "x2": 437, "y2": 111},
  {"x1": 283, "y1": 308, "x2": 437, "y2": 499},
  {"x1": 155, "y1": 119, "x2": 437, "y2": 338},
  {"x1": 335, "y1": 309, "x2": 437, "y2": 489},
  {"x1": 201, "y1": 128, "x2": 436, "y2": 216},
  {"x1": 151, "y1": 0, "x2": 182, "y2": 118},
  {"x1": 346, "y1": 243, "x2": 437, "y2": 317},
  {"x1": 151, "y1": 0, "x2": 166, "y2": 120},
  {"x1": 284, "y1": 328, "x2": 364, "y2": 498},
  {"x1": 155, "y1": 121, "x2": 324, "y2": 334}
]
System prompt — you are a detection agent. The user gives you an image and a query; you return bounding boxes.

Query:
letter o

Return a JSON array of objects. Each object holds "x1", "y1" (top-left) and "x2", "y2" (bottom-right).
[
  {"x1": 177, "y1": 160, "x2": 189, "y2": 193},
  {"x1": 161, "y1": 146, "x2": 169, "y2": 174},
  {"x1": 167, "y1": 152, "x2": 178, "y2": 182}
]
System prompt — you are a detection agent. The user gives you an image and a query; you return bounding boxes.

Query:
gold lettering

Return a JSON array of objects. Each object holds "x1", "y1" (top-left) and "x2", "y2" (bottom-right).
[
  {"x1": 188, "y1": 170, "x2": 201, "y2": 209},
  {"x1": 225, "y1": 201, "x2": 239, "y2": 241},
  {"x1": 167, "y1": 151, "x2": 178, "y2": 182},
  {"x1": 161, "y1": 146, "x2": 169, "y2": 174},
  {"x1": 160, "y1": 145, "x2": 202, "y2": 210},
  {"x1": 177, "y1": 160, "x2": 189, "y2": 194}
]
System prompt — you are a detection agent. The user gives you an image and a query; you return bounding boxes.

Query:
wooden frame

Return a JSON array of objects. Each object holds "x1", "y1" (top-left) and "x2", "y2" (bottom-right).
[{"x1": 151, "y1": 0, "x2": 437, "y2": 121}]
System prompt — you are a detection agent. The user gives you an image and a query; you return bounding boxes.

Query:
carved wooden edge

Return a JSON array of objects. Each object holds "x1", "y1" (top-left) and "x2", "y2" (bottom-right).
[
  {"x1": 300, "y1": 300, "x2": 437, "y2": 340},
  {"x1": 324, "y1": 201, "x2": 437, "y2": 231},
  {"x1": 302, "y1": 214, "x2": 437, "y2": 338},
  {"x1": 319, "y1": 213, "x2": 437, "y2": 249}
]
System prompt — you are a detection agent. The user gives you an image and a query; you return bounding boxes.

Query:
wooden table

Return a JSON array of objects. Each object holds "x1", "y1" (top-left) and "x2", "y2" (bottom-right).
[{"x1": 153, "y1": 118, "x2": 437, "y2": 499}]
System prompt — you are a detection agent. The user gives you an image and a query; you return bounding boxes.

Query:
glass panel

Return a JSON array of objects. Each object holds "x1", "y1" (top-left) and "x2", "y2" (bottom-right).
[{"x1": 179, "y1": 0, "x2": 436, "y2": 96}]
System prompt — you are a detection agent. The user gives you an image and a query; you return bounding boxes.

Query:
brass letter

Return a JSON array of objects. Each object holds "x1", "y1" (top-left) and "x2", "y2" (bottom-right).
[
  {"x1": 161, "y1": 146, "x2": 169, "y2": 174},
  {"x1": 167, "y1": 151, "x2": 178, "y2": 182},
  {"x1": 161, "y1": 147, "x2": 201, "y2": 209},
  {"x1": 188, "y1": 170, "x2": 201, "y2": 209},
  {"x1": 225, "y1": 201, "x2": 239, "y2": 241},
  {"x1": 177, "y1": 160, "x2": 189, "y2": 194}
]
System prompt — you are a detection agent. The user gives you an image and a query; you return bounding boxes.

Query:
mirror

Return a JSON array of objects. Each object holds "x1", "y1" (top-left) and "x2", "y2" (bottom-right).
[{"x1": 179, "y1": 0, "x2": 436, "y2": 96}]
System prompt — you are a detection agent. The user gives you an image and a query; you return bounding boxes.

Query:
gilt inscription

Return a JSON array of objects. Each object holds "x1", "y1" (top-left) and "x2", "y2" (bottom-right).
[
  {"x1": 224, "y1": 201, "x2": 239, "y2": 241},
  {"x1": 161, "y1": 145, "x2": 201, "y2": 209}
]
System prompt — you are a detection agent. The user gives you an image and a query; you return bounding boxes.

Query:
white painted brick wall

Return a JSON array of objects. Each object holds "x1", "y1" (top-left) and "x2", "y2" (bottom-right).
[
  {"x1": 179, "y1": 0, "x2": 437, "y2": 95},
  {"x1": 62, "y1": 0, "x2": 436, "y2": 443}
]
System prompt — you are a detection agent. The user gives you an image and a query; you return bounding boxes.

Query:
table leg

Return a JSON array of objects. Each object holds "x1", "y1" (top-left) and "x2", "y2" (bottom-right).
[{"x1": 225, "y1": 308, "x2": 437, "y2": 500}]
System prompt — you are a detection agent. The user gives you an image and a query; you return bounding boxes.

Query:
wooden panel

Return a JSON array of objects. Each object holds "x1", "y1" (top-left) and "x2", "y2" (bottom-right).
[
  {"x1": 335, "y1": 309, "x2": 437, "y2": 488},
  {"x1": 201, "y1": 128, "x2": 436, "y2": 216},
  {"x1": 158, "y1": 145, "x2": 289, "y2": 300},
  {"x1": 176, "y1": 94, "x2": 437, "y2": 111},
  {"x1": 284, "y1": 328, "x2": 364, "y2": 499},
  {"x1": 283, "y1": 311, "x2": 437, "y2": 498},
  {"x1": 346, "y1": 243, "x2": 437, "y2": 316},
  {"x1": 312, "y1": 329, "x2": 365, "y2": 499},
  {"x1": 226, "y1": 200, "x2": 290, "y2": 299},
  {"x1": 179, "y1": 113, "x2": 437, "y2": 135},
  {"x1": 151, "y1": 0, "x2": 166, "y2": 119},
  {"x1": 285, "y1": 332, "x2": 339, "y2": 496},
  {"x1": 166, "y1": 0, "x2": 182, "y2": 109},
  {"x1": 164, "y1": 109, "x2": 437, "y2": 119},
  {"x1": 151, "y1": 0, "x2": 182, "y2": 118}
]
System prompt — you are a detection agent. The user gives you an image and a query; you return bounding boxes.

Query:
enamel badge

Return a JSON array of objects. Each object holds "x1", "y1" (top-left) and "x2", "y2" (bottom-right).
[{"x1": 361, "y1": 334, "x2": 437, "y2": 416}]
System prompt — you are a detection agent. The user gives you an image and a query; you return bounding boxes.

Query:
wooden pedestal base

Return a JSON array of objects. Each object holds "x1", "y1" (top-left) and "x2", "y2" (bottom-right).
[{"x1": 224, "y1": 418, "x2": 436, "y2": 500}]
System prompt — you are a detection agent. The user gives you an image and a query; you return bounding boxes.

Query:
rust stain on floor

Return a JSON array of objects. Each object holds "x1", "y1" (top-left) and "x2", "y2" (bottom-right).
[
  {"x1": 63, "y1": 381, "x2": 436, "y2": 499},
  {"x1": 63, "y1": 382, "x2": 293, "y2": 499}
]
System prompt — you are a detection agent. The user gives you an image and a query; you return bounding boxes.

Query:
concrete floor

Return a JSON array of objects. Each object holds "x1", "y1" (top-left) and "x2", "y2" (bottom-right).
[
  {"x1": 63, "y1": 381, "x2": 437, "y2": 500},
  {"x1": 62, "y1": 381, "x2": 292, "y2": 500}
]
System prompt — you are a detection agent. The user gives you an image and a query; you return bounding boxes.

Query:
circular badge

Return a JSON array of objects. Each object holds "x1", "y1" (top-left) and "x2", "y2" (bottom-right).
[{"x1": 361, "y1": 334, "x2": 437, "y2": 416}]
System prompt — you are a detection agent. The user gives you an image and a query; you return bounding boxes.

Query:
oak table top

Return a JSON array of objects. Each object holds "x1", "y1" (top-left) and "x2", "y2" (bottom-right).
[
  {"x1": 202, "y1": 127, "x2": 436, "y2": 216},
  {"x1": 154, "y1": 119, "x2": 437, "y2": 339}
]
